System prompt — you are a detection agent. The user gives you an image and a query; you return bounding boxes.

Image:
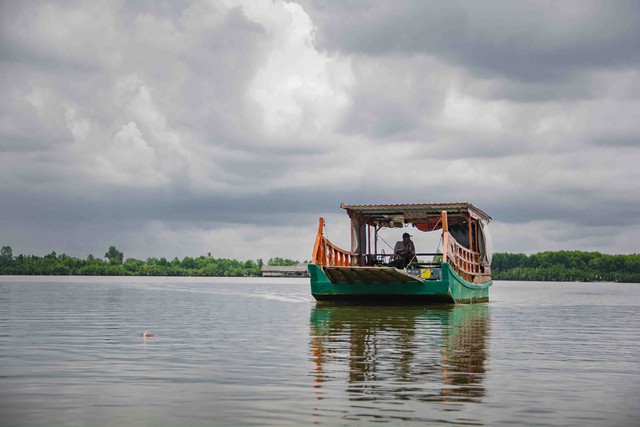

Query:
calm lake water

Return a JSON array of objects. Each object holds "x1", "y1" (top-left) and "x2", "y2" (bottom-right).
[{"x1": 0, "y1": 277, "x2": 638, "y2": 426}]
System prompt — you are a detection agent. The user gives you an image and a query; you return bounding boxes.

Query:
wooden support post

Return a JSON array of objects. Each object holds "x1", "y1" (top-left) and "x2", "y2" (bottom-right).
[
  {"x1": 374, "y1": 227, "x2": 378, "y2": 258},
  {"x1": 468, "y1": 214, "x2": 473, "y2": 254},
  {"x1": 367, "y1": 224, "x2": 371, "y2": 264},
  {"x1": 349, "y1": 217, "x2": 355, "y2": 254},
  {"x1": 441, "y1": 211, "x2": 449, "y2": 263}
]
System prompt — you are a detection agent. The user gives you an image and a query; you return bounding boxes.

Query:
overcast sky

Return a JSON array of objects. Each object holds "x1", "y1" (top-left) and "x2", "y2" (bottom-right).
[{"x1": 1, "y1": 0, "x2": 639, "y2": 262}]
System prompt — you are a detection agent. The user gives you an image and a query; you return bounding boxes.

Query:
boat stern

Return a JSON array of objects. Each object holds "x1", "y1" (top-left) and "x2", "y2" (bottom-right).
[{"x1": 308, "y1": 263, "x2": 490, "y2": 304}]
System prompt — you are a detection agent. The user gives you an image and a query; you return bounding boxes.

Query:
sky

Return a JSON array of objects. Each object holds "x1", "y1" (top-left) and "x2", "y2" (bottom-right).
[{"x1": 1, "y1": 0, "x2": 639, "y2": 262}]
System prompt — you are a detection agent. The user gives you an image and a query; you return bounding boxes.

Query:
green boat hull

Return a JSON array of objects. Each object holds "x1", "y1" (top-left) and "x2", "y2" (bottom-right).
[{"x1": 308, "y1": 262, "x2": 491, "y2": 304}]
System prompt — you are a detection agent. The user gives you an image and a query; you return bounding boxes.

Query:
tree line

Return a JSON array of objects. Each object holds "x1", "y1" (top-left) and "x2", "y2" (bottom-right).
[
  {"x1": 2, "y1": 245, "x2": 639, "y2": 282},
  {"x1": 0, "y1": 245, "x2": 301, "y2": 277},
  {"x1": 492, "y1": 251, "x2": 640, "y2": 283}
]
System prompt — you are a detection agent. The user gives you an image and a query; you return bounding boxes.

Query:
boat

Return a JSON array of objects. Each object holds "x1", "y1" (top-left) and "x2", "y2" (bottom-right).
[{"x1": 308, "y1": 202, "x2": 493, "y2": 303}]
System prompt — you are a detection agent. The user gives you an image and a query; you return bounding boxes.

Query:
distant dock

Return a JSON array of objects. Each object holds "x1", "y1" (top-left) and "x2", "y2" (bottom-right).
[{"x1": 261, "y1": 263, "x2": 309, "y2": 278}]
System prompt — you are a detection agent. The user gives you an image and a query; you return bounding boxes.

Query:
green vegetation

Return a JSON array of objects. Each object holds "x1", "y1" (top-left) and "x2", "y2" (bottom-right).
[
  {"x1": 267, "y1": 257, "x2": 300, "y2": 266},
  {"x1": 0, "y1": 245, "x2": 301, "y2": 277},
  {"x1": 2, "y1": 244, "x2": 638, "y2": 282},
  {"x1": 492, "y1": 251, "x2": 640, "y2": 283}
]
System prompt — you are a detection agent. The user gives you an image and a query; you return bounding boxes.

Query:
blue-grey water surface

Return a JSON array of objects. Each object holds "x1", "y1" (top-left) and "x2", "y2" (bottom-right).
[{"x1": 0, "y1": 276, "x2": 638, "y2": 426}]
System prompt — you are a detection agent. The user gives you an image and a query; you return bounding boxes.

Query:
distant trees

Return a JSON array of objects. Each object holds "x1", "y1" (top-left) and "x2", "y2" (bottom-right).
[
  {"x1": 0, "y1": 245, "x2": 292, "y2": 277},
  {"x1": 492, "y1": 251, "x2": 640, "y2": 282},
  {"x1": 104, "y1": 245, "x2": 124, "y2": 265},
  {"x1": 3, "y1": 243, "x2": 636, "y2": 282},
  {"x1": 267, "y1": 257, "x2": 299, "y2": 266},
  {"x1": 0, "y1": 246, "x2": 12, "y2": 267}
]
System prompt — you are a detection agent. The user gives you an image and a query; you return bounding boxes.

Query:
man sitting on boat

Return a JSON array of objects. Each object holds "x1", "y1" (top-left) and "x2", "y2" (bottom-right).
[{"x1": 390, "y1": 232, "x2": 416, "y2": 268}]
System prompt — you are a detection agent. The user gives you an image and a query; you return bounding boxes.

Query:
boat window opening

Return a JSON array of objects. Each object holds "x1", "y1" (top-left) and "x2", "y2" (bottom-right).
[
  {"x1": 365, "y1": 222, "x2": 444, "y2": 268},
  {"x1": 448, "y1": 222, "x2": 470, "y2": 249}
]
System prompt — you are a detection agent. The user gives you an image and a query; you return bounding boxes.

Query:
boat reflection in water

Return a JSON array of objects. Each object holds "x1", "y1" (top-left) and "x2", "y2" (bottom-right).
[{"x1": 309, "y1": 304, "x2": 490, "y2": 405}]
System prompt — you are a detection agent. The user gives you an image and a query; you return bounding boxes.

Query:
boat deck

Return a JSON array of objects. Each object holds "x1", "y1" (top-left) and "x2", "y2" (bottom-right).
[{"x1": 324, "y1": 266, "x2": 424, "y2": 285}]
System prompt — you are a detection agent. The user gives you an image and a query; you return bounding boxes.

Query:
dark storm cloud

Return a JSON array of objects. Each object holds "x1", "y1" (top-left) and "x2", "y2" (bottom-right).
[
  {"x1": 173, "y1": 8, "x2": 270, "y2": 146},
  {"x1": 487, "y1": 194, "x2": 640, "y2": 228},
  {"x1": 301, "y1": 0, "x2": 640, "y2": 82},
  {"x1": 1, "y1": 182, "x2": 440, "y2": 228},
  {"x1": 593, "y1": 136, "x2": 640, "y2": 148}
]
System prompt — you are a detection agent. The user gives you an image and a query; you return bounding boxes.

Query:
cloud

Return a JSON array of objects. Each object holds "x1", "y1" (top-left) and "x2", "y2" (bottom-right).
[
  {"x1": 1, "y1": 0, "x2": 639, "y2": 262},
  {"x1": 301, "y1": 1, "x2": 640, "y2": 81}
]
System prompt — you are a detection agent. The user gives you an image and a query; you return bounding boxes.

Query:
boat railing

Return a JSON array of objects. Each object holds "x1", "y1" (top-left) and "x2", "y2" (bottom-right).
[
  {"x1": 444, "y1": 233, "x2": 490, "y2": 283},
  {"x1": 312, "y1": 217, "x2": 356, "y2": 267}
]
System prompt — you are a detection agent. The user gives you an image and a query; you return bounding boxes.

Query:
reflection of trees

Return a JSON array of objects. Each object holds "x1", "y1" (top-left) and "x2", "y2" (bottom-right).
[{"x1": 310, "y1": 305, "x2": 490, "y2": 403}]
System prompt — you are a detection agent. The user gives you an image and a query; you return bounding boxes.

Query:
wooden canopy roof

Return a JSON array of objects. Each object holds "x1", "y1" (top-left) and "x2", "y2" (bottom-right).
[{"x1": 340, "y1": 202, "x2": 491, "y2": 229}]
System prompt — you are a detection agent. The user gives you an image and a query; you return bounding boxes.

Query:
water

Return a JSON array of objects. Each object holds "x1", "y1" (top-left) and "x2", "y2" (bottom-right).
[{"x1": 0, "y1": 277, "x2": 638, "y2": 426}]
